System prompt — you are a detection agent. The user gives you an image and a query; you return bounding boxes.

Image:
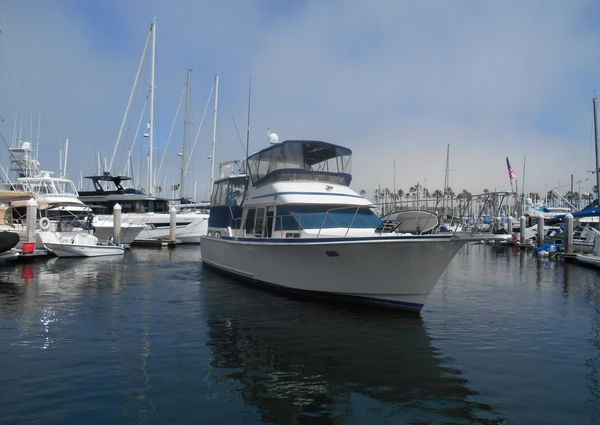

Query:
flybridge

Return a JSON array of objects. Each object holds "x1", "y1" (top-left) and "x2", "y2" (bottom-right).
[
  {"x1": 83, "y1": 172, "x2": 137, "y2": 193},
  {"x1": 246, "y1": 140, "x2": 352, "y2": 187}
]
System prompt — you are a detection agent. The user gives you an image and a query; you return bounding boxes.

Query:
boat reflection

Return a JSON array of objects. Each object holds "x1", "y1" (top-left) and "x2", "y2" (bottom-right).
[{"x1": 200, "y1": 271, "x2": 502, "y2": 424}]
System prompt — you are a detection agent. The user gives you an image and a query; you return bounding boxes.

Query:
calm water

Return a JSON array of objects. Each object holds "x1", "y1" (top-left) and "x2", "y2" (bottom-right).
[{"x1": 0, "y1": 244, "x2": 598, "y2": 424}]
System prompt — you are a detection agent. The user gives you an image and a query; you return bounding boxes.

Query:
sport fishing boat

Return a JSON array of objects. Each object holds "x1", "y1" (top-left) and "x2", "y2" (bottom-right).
[
  {"x1": 200, "y1": 138, "x2": 506, "y2": 311},
  {"x1": 1, "y1": 140, "x2": 142, "y2": 245}
]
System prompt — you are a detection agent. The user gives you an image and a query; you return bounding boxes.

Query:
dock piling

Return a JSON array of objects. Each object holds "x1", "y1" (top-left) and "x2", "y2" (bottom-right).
[
  {"x1": 520, "y1": 216, "x2": 526, "y2": 245},
  {"x1": 537, "y1": 216, "x2": 545, "y2": 247},
  {"x1": 169, "y1": 207, "x2": 177, "y2": 242},
  {"x1": 565, "y1": 213, "x2": 574, "y2": 254},
  {"x1": 113, "y1": 203, "x2": 122, "y2": 245},
  {"x1": 26, "y1": 198, "x2": 37, "y2": 243}
]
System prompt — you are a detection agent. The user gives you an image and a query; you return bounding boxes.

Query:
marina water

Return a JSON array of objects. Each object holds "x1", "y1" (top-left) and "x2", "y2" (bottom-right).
[{"x1": 0, "y1": 245, "x2": 598, "y2": 424}]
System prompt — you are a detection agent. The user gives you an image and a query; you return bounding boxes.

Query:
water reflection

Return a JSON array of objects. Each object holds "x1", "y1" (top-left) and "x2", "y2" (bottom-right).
[{"x1": 200, "y1": 272, "x2": 502, "y2": 424}]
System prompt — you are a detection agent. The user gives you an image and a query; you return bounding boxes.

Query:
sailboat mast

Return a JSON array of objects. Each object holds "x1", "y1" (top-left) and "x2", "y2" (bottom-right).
[
  {"x1": 442, "y1": 143, "x2": 449, "y2": 215},
  {"x1": 593, "y1": 96, "x2": 600, "y2": 203},
  {"x1": 180, "y1": 68, "x2": 191, "y2": 199},
  {"x1": 63, "y1": 138, "x2": 69, "y2": 178},
  {"x1": 148, "y1": 17, "x2": 156, "y2": 196},
  {"x1": 521, "y1": 156, "x2": 526, "y2": 216},
  {"x1": 209, "y1": 74, "x2": 219, "y2": 192}
]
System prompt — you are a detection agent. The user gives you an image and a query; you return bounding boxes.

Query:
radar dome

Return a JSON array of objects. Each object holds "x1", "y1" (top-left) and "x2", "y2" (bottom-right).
[{"x1": 268, "y1": 131, "x2": 279, "y2": 145}]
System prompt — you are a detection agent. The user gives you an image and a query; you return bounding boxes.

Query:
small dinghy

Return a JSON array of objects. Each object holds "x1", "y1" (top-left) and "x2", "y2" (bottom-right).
[
  {"x1": 39, "y1": 231, "x2": 124, "y2": 258},
  {"x1": 378, "y1": 210, "x2": 439, "y2": 234}
]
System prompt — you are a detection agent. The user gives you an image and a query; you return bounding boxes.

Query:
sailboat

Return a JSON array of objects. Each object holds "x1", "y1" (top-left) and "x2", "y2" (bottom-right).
[{"x1": 80, "y1": 19, "x2": 209, "y2": 244}]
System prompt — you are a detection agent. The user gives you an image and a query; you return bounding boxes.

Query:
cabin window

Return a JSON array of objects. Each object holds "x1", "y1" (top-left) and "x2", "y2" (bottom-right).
[
  {"x1": 225, "y1": 179, "x2": 245, "y2": 206},
  {"x1": 274, "y1": 205, "x2": 381, "y2": 230},
  {"x1": 210, "y1": 184, "x2": 219, "y2": 205},
  {"x1": 211, "y1": 177, "x2": 247, "y2": 207},
  {"x1": 266, "y1": 207, "x2": 274, "y2": 238},
  {"x1": 211, "y1": 182, "x2": 224, "y2": 206},
  {"x1": 245, "y1": 208, "x2": 256, "y2": 235},
  {"x1": 254, "y1": 207, "x2": 265, "y2": 237}
]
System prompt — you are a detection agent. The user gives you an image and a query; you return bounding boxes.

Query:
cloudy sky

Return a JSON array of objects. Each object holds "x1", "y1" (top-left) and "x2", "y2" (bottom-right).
[{"x1": 1, "y1": 0, "x2": 599, "y2": 201}]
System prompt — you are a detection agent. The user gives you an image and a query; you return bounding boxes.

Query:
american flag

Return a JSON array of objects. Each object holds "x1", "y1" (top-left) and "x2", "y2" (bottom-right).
[{"x1": 506, "y1": 157, "x2": 517, "y2": 180}]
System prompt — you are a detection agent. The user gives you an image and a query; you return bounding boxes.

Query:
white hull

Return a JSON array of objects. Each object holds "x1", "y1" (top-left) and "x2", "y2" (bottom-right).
[
  {"x1": 575, "y1": 254, "x2": 600, "y2": 268},
  {"x1": 92, "y1": 212, "x2": 209, "y2": 244},
  {"x1": 92, "y1": 223, "x2": 145, "y2": 245},
  {"x1": 200, "y1": 235, "x2": 467, "y2": 310},
  {"x1": 38, "y1": 230, "x2": 124, "y2": 257},
  {"x1": 43, "y1": 242, "x2": 124, "y2": 257}
]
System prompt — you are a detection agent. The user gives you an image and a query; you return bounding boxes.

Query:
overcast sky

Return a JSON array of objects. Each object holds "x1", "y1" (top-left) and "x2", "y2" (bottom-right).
[{"x1": 1, "y1": 0, "x2": 599, "y2": 200}]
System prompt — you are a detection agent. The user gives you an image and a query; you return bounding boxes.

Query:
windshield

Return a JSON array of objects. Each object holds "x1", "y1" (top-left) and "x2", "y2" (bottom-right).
[{"x1": 274, "y1": 205, "x2": 381, "y2": 231}]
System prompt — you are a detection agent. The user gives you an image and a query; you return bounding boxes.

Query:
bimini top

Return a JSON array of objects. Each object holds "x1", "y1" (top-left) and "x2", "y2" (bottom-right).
[{"x1": 246, "y1": 140, "x2": 352, "y2": 187}]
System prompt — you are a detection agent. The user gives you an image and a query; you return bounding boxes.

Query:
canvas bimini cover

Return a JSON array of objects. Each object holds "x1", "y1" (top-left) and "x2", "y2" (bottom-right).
[{"x1": 246, "y1": 140, "x2": 352, "y2": 186}]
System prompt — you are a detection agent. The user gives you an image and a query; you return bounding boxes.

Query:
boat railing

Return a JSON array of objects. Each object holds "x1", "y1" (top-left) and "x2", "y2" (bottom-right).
[
  {"x1": 274, "y1": 214, "x2": 302, "y2": 238},
  {"x1": 317, "y1": 206, "x2": 361, "y2": 238}
]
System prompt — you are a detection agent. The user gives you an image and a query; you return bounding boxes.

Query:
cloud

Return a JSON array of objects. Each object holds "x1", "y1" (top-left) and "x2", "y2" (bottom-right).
[{"x1": 1, "y1": 0, "x2": 599, "y2": 200}]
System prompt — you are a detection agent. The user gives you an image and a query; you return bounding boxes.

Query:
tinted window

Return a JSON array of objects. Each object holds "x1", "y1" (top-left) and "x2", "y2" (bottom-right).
[{"x1": 245, "y1": 209, "x2": 256, "y2": 234}]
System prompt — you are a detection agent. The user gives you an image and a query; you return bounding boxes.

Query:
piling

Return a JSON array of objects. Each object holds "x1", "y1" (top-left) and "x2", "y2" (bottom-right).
[
  {"x1": 537, "y1": 216, "x2": 545, "y2": 246},
  {"x1": 26, "y1": 198, "x2": 37, "y2": 243},
  {"x1": 169, "y1": 207, "x2": 177, "y2": 242},
  {"x1": 507, "y1": 216, "x2": 513, "y2": 236},
  {"x1": 113, "y1": 203, "x2": 122, "y2": 245},
  {"x1": 520, "y1": 216, "x2": 526, "y2": 245},
  {"x1": 565, "y1": 213, "x2": 574, "y2": 254}
]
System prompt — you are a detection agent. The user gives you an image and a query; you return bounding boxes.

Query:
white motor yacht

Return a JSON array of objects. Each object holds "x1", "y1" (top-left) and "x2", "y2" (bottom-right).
[
  {"x1": 79, "y1": 173, "x2": 208, "y2": 243},
  {"x1": 200, "y1": 138, "x2": 507, "y2": 311}
]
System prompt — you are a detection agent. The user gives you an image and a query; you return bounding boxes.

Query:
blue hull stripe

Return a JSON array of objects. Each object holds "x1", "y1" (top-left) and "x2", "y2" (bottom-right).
[
  {"x1": 202, "y1": 259, "x2": 424, "y2": 312},
  {"x1": 252, "y1": 191, "x2": 365, "y2": 200}
]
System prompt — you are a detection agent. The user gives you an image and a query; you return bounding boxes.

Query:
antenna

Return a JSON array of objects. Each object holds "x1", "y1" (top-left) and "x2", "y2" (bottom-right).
[
  {"x1": 246, "y1": 77, "x2": 252, "y2": 163},
  {"x1": 231, "y1": 115, "x2": 247, "y2": 156}
]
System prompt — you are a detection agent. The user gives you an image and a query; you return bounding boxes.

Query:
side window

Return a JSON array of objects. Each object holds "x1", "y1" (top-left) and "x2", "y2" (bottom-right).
[
  {"x1": 266, "y1": 207, "x2": 274, "y2": 238},
  {"x1": 245, "y1": 209, "x2": 256, "y2": 235},
  {"x1": 210, "y1": 183, "x2": 219, "y2": 205},
  {"x1": 254, "y1": 208, "x2": 265, "y2": 237},
  {"x1": 217, "y1": 181, "x2": 228, "y2": 205}
]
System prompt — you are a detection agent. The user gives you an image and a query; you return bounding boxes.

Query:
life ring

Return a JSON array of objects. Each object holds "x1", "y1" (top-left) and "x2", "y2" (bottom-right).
[{"x1": 39, "y1": 217, "x2": 50, "y2": 231}]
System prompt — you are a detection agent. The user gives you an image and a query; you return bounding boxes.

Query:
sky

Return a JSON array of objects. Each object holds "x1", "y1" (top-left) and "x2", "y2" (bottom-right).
[{"x1": 1, "y1": 0, "x2": 600, "y2": 201}]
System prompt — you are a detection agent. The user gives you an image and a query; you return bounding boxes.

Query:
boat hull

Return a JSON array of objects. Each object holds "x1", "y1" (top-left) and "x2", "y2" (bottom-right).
[
  {"x1": 575, "y1": 254, "x2": 600, "y2": 268},
  {"x1": 200, "y1": 235, "x2": 467, "y2": 311},
  {"x1": 43, "y1": 243, "x2": 124, "y2": 258},
  {"x1": 92, "y1": 212, "x2": 208, "y2": 244}
]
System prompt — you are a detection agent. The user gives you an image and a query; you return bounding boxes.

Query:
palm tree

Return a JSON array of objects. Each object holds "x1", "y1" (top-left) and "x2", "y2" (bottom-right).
[
  {"x1": 447, "y1": 187, "x2": 455, "y2": 216},
  {"x1": 528, "y1": 192, "x2": 541, "y2": 203},
  {"x1": 432, "y1": 189, "x2": 443, "y2": 212},
  {"x1": 396, "y1": 189, "x2": 404, "y2": 209},
  {"x1": 422, "y1": 187, "x2": 430, "y2": 209}
]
